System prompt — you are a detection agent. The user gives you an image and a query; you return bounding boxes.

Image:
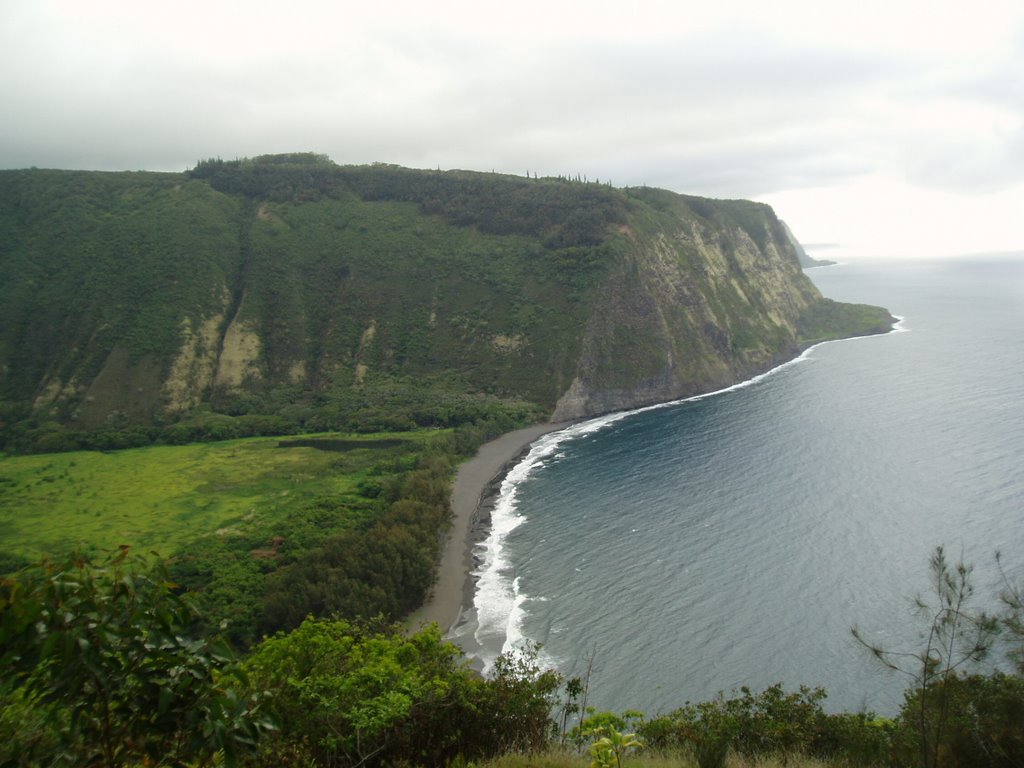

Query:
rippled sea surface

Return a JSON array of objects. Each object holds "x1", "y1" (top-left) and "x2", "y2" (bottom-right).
[{"x1": 453, "y1": 256, "x2": 1024, "y2": 715}]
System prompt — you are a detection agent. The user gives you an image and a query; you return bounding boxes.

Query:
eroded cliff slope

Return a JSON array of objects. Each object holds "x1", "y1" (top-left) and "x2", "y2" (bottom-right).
[{"x1": 552, "y1": 190, "x2": 827, "y2": 420}]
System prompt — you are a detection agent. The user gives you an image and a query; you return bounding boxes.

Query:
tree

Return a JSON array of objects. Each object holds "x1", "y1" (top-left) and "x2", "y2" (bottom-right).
[
  {"x1": 997, "y1": 549, "x2": 1024, "y2": 673},
  {"x1": 244, "y1": 618, "x2": 563, "y2": 767},
  {"x1": 635, "y1": 684, "x2": 838, "y2": 768},
  {"x1": 899, "y1": 672, "x2": 1024, "y2": 767},
  {"x1": 853, "y1": 545, "x2": 1000, "y2": 768},
  {"x1": 0, "y1": 548, "x2": 273, "y2": 767},
  {"x1": 245, "y1": 617, "x2": 479, "y2": 766},
  {"x1": 476, "y1": 644, "x2": 564, "y2": 754}
]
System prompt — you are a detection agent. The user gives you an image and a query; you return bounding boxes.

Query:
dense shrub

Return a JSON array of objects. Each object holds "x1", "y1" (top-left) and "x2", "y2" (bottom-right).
[
  {"x1": 0, "y1": 550, "x2": 273, "y2": 767},
  {"x1": 244, "y1": 618, "x2": 561, "y2": 768},
  {"x1": 894, "y1": 673, "x2": 1024, "y2": 768},
  {"x1": 636, "y1": 684, "x2": 894, "y2": 767},
  {"x1": 259, "y1": 450, "x2": 455, "y2": 636}
]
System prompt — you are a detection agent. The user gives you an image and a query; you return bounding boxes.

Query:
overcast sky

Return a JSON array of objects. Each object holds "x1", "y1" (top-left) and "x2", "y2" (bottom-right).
[{"x1": 2, "y1": 0, "x2": 1021, "y2": 259}]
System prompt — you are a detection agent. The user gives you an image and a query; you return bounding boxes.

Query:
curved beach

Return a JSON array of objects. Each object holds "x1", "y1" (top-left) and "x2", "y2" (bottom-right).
[{"x1": 406, "y1": 422, "x2": 566, "y2": 634}]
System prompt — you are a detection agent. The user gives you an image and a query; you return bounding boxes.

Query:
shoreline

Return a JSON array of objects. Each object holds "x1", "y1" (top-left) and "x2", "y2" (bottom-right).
[
  {"x1": 405, "y1": 422, "x2": 568, "y2": 634},
  {"x1": 405, "y1": 313, "x2": 901, "y2": 639}
]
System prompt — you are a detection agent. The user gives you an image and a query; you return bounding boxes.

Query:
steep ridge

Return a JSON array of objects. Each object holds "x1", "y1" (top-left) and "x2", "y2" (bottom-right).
[
  {"x1": 553, "y1": 191, "x2": 825, "y2": 419},
  {"x1": 0, "y1": 155, "x2": 893, "y2": 450}
]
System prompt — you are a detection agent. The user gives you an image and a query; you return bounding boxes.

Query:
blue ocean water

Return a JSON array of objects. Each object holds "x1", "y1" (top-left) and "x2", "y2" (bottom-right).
[{"x1": 452, "y1": 255, "x2": 1024, "y2": 716}]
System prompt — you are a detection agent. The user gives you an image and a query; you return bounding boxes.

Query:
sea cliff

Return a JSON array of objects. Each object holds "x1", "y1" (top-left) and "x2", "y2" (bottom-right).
[{"x1": 0, "y1": 154, "x2": 893, "y2": 450}]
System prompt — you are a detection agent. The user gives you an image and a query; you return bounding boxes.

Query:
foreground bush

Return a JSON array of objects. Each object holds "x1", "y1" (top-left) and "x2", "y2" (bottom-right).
[
  {"x1": 0, "y1": 549, "x2": 273, "y2": 767},
  {"x1": 243, "y1": 618, "x2": 562, "y2": 767},
  {"x1": 635, "y1": 684, "x2": 892, "y2": 767},
  {"x1": 892, "y1": 672, "x2": 1024, "y2": 768}
]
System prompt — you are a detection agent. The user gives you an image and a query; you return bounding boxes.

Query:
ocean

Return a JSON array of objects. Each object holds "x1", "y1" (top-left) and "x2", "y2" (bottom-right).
[{"x1": 450, "y1": 255, "x2": 1024, "y2": 716}]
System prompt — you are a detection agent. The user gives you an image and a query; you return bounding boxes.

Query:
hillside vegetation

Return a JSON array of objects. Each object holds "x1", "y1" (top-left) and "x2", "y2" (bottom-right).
[
  {"x1": 0, "y1": 426, "x2": 491, "y2": 647},
  {"x1": 0, "y1": 154, "x2": 892, "y2": 453}
]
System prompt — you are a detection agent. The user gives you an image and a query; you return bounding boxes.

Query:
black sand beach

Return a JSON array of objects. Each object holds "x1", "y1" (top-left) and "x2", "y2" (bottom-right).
[{"x1": 405, "y1": 423, "x2": 566, "y2": 633}]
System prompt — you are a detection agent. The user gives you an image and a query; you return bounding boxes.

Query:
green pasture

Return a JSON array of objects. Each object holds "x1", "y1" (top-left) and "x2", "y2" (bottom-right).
[{"x1": 0, "y1": 432, "x2": 424, "y2": 563}]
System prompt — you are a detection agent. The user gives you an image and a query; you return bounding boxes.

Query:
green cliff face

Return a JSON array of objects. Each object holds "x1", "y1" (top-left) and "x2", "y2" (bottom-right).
[
  {"x1": 551, "y1": 192, "x2": 827, "y2": 419},
  {"x1": 0, "y1": 155, "x2": 892, "y2": 439}
]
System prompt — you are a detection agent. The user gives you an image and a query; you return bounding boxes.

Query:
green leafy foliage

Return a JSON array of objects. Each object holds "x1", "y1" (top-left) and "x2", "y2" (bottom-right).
[
  {"x1": 0, "y1": 548, "x2": 274, "y2": 766},
  {"x1": 257, "y1": 449, "x2": 456, "y2": 638},
  {"x1": 855, "y1": 546, "x2": 1006, "y2": 768},
  {"x1": 587, "y1": 726, "x2": 643, "y2": 768},
  {"x1": 244, "y1": 618, "x2": 472, "y2": 767},
  {"x1": 894, "y1": 672, "x2": 1024, "y2": 767},
  {"x1": 482, "y1": 644, "x2": 566, "y2": 754},
  {"x1": 244, "y1": 619, "x2": 562, "y2": 767},
  {"x1": 1, "y1": 535, "x2": 1020, "y2": 768},
  {"x1": 635, "y1": 684, "x2": 892, "y2": 767},
  {"x1": 997, "y1": 550, "x2": 1024, "y2": 674},
  {"x1": 0, "y1": 682, "x2": 62, "y2": 767},
  {"x1": 170, "y1": 435, "x2": 462, "y2": 646}
]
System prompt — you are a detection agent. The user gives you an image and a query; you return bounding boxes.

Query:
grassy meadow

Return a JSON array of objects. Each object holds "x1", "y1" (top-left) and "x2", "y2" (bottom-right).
[{"x1": 0, "y1": 431, "x2": 424, "y2": 565}]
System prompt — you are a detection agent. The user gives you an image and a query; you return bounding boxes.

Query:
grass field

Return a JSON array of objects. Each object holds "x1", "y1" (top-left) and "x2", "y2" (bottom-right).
[{"x1": 0, "y1": 432, "x2": 428, "y2": 563}]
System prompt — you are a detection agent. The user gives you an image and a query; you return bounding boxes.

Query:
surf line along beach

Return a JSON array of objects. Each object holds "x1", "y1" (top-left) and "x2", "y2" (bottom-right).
[
  {"x1": 402, "y1": 348, "x2": 837, "y2": 641},
  {"x1": 403, "y1": 321, "x2": 905, "y2": 645},
  {"x1": 405, "y1": 422, "x2": 567, "y2": 636}
]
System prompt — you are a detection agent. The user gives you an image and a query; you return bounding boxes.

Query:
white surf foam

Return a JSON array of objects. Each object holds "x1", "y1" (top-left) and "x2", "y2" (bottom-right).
[{"x1": 470, "y1": 322, "x2": 904, "y2": 670}]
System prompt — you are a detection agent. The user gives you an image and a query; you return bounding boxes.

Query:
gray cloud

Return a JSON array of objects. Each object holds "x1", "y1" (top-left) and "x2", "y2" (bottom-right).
[{"x1": 1, "y1": 0, "x2": 1022, "y2": 211}]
